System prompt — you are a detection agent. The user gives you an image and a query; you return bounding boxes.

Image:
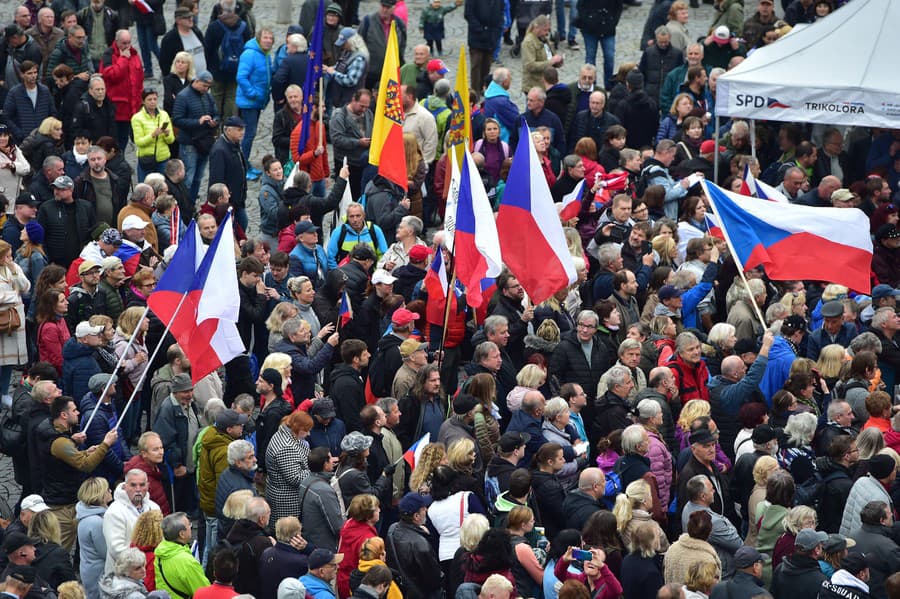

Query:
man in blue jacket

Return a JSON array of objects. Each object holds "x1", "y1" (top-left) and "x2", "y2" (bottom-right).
[
  {"x1": 482, "y1": 67, "x2": 518, "y2": 141},
  {"x1": 80, "y1": 373, "x2": 128, "y2": 486},
  {"x1": 289, "y1": 221, "x2": 329, "y2": 287},
  {"x1": 760, "y1": 316, "x2": 807, "y2": 406},
  {"x1": 301, "y1": 549, "x2": 342, "y2": 599},
  {"x1": 3, "y1": 59, "x2": 55, "y2": 143},
  {"x1": 807, "y1": 300, "x2": 857, "y2": 361}
]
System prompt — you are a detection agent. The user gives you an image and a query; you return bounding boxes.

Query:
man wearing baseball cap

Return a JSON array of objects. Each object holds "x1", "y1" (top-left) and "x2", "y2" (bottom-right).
[
  {"x1": 301, "y1": 549, "x2": 344, "y2": 599},
  {"x1": 772, "y1": 528, "x2": 828, "y2": 598},
  {"x1": 710, "y1": 546, "x2": 768, "y2": 599},
  {"x1": 62, "y1": 321, "x2": 106, "y2": 402},
  {"x1": 818, "y1": 552, "x2": 872, "y2": 599},
  {"x1": 1, "y1": 192, "x2": 38, "y2": 254},
  {"x1": 208, "y1": 115, "x2": 249, "y2": 229},
  {"x1": 116, "y1": 183, "x2": 159, "y2": 252},
  {"x1": 389, "y1": 241, "x2": 430, "y2": 301},
  {"x1": 369, "y1": 307, "x2": 419, "y2": 398},
  {"x1": 386, "y1": 492, "x2": 443, "y2": 599},
  {"x1": 66, "y1": 260, "x2": 105, "y2": 332},
  {"x1": 37, "y1": 175, "x2": 95, "y2": 267},
  {"x1": 392, "y1": 338, "x2": 429, "y2": 399}
]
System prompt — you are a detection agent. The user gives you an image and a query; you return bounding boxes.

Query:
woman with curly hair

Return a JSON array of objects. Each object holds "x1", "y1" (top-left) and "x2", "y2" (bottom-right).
[
  {"x1": 130, "y1": 509, "x2": 163, "y2": 591},
  {"x1": 408, "y1": 442, "x2": 446, "y2": 493},
  {"x1": 467, "y1": 373, "x2": 500, "y2": 461},
  {"x1": 744, "y1": 456, "x2": 779, "y2": 548}
]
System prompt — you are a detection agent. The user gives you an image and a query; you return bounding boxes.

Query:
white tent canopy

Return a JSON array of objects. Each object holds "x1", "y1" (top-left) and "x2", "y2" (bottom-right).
[{"x1": 715, "y1": 0, "x2": 900, "y2": 129}]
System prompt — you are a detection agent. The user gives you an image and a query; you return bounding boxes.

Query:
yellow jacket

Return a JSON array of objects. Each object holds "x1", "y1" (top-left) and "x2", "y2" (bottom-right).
[{"x1": 131, "y1": 107, "x2": 176, "y2": 161}]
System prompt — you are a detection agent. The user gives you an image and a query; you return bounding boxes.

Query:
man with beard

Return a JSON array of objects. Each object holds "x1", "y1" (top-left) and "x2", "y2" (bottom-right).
[{"x1": 33, "y1": 394, "x2": 117, "y2": 550}]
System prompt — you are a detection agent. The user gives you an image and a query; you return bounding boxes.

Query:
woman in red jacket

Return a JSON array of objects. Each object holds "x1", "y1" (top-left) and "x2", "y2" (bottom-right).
[
  {"x1": 36, "y1": 288, "x2": 70, "y2": 375},
  {"x1": 336, "y1": 493, "x2": 380, "y2": 598},
  {"x1": 554, "y1": 546, "x2": 623, "y2": 599}
]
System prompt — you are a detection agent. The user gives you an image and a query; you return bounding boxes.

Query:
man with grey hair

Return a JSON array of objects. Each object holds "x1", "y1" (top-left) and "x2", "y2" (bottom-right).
[
  {"x1": 639, "y1": 26, "x2": 682, "y2": 104},
  {"x1": 156, "y1": 512, "x2": 210, "y2": 595},
  {"x1": 597, "y1": 339, "x2": 647, "y2": 400},
  {"x1": 590, "y1": 243, "x2": 624, "y2": 301},
  {"x1": 682, "y1": 473, "x2": 742, "y2": 577},
  {"x1": 484, "y1": 67, "x2": 518, "y2": 138},
  {"x1": 376, "y1": 397, "x2": 405, "y2": 504},
  {"x1": 550, "y1": 309, "x2": 613, "y2": 405},
  {"x1": 28, "y1": 155, "x2": 64, "y2": 204},
  {"x1": 775, "y1": 166, "x2": 807, "y2": 203},
  {"x1": 70, "y1": 76, "x2": 116, "y2": 147},
  {"x1": 592, "y1": 365, "x2": 634, "y2": 439},
  {"x1": 103, "y1": 468, "x2": 160, "y2": 573},
  {"x1": 475, "y1": 314, "x2": 518, "y2": 415},
  {"x1": 562, "y1": 467, "x2": 607, "y2": 531},
  {"x1": 271, "y1": 34, "x2": 310, "y2": 107},
  {"x1": 73, "y1": 143, "x2": 124, "y2": 226},
  {"x1": 215, "y1": 438, "x2": 258, "y2": 537},
  {"x1": 727, "y1": 278, "x2": 767, "y2": 341},
  {"x1": 117, "y1": 182, "x2": 159, "y2": 252},
  {"x1": 668, "y1": 331, "x2": 710, "y2": 402},
  {"x1": 871, "y1": 306, "x2": 900, "y2": 391},
  {"x1": 521, "y1": 86, "x2": 565, "y2": 156},
  {"x1": 228, "y1": 496, "x2": 272, "y2": 596}
]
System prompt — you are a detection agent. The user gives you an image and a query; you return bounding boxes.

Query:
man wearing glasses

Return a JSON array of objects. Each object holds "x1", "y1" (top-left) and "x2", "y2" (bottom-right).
[
  {"x1": 549, "y1": 309, "x2": 614, "y2": 405},
  {"x1": 302, "y1": 549, "x2": 344, "y2": 599}
]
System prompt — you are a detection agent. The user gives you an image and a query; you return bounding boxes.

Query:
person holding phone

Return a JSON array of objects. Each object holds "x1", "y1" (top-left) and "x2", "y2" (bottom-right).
[
  {"x1": 132, "y1": 89, "x2": 176, "y2": 180},
  {"x1": 554, "y1": 546, "x2": 623, "y2": 599}
]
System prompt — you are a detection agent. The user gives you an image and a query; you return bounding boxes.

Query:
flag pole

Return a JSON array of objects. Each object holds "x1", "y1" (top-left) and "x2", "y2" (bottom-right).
[
  {"x1": 82, "y1": 305, "x2": 151, "y2": 433},
  {"x1": 116, "y1": 291, "x2": 191, "y2": 430},
  {"x1": 700, "y1": 180, "x2": 767, "y2": 331}
]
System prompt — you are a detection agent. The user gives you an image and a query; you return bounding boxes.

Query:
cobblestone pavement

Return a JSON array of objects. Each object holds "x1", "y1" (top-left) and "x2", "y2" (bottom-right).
[{"x1": 0, "y1": 0, "x2": 736, "y2": 504}]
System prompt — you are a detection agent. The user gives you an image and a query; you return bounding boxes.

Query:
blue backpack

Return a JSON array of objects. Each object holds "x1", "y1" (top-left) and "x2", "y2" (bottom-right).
[{"x1": 218, "y1": 20, "x2": 247, "y2": 76}]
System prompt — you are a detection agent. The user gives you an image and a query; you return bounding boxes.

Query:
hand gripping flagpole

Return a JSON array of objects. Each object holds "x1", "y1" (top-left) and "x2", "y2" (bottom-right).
[
  {"x1": 81, "y1": 305, "x2": 151, "y2": 433},
  {"x1": 115, "y1": 291, "x2": 191, "y2": 430},
  {"x1": 700, "y1": 180, "x2": 768, "y2": 332}
]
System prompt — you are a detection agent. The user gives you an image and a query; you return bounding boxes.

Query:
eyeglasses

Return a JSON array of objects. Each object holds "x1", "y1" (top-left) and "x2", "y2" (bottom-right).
[{"x1": 576, "y1": 323, "x2": 596, "y2": 329}]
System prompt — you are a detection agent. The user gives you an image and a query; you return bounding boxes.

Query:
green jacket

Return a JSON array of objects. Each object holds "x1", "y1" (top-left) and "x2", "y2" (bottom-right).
[
  {"x1": 154, "y1": 540, "x2": 210, "y2": 598},
  {"x1": 420, "y1": 96, "x2": 452, "y2": 157},
  {"x1": 198, "y1": 428, "x2": 233, "y2": 516}
]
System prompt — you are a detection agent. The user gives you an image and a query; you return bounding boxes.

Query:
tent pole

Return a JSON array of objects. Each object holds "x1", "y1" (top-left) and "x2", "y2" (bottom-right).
[
  {"x1": 713, "y1": 115, "x2": 720, "y2": 183},
  {"x1": 750, "y1": 119, "x2": 757, "y2": 160}
]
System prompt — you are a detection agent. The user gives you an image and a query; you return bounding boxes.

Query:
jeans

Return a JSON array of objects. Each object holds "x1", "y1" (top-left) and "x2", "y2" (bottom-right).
[
  {"x1": 0, "y1": 364, "x2": 12, "y2": 397},
  {"x1": 555, "y1": 0, "x2": 578, "y2": 42},
  {"x1": 311, "y1": 179, "x2": 326, "y2": 197},
  {"x1": 582, "y1": 33, "x2": 616, "y2": 88},
  {"x1": 137, "y1": 158, "x2": 166, "y2": 182},
  {"x1": 181, "y1": 144, "x2": 209, "y2": 202},
  {"x1": 233, "y1": 206, "x2": 248, "y2": 233},
  {"x1": 136, "y1": 23, "x2": 160, "y2": 76},
  {"x1": 202, "y1": 516, "x2": 218, "y2": 567},
  {"x1": 239, "y1": 108, "x2": 260, "y2": 162},
  {"x1": 116, "y1": 121, "x2": 132, "y2": 154}
]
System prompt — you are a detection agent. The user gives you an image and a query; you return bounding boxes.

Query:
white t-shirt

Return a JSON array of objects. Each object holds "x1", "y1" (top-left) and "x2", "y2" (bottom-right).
[{"x1": 180, "y1": 31, "x2": 207, "y2": 74}]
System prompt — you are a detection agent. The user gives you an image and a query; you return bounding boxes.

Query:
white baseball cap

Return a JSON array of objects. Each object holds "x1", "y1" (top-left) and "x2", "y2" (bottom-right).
[
  {"x1": 20, "y1": 495, "x2": 49, "y2": 513},
  {"x1": 371, "y1": 269, "x2": 398, "y2": 285},
  {"x1": 121, "y1": 215, "x2": 150, "y2": 231}
]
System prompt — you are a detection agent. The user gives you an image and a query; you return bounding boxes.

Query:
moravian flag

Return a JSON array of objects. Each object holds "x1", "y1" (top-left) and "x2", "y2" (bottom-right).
[
  {"x1": 369, "y1": 21, "x2": 407, "y2": 188},
  {"x1": 447, "y1": 46, "x2": 471, "y2": 167}
]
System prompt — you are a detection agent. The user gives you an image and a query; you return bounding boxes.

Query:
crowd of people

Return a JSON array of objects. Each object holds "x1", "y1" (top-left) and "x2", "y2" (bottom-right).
[{"x1": 0, "y1": 1, "x2": 899, "y2": 599}]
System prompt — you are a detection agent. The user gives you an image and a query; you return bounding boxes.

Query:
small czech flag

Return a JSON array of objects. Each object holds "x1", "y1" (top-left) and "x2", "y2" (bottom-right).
[{"x1": 339, "y1": 289, "x2": 353, "y2": 327}]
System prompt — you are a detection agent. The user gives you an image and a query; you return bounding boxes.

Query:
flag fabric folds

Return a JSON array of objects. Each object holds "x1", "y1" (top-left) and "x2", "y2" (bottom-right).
[
  {"x1": 740, "y1": 164, "x2": 788, "y2": 203},
  {"x1": 368, "y1": 21, "x2": 407, "y2": 188},
  {"x1": 424, "y1": 246, "x2": 449, "y2": 324},
  {"x1": 403, "y1": 433, "x2": 431, "y2": 469},
  {"x1": 559, "y1": 180, "x2": 584, "y2": 221},
  {"x1": 339, "y1": 289, "x2": 353, "y2": 326},
  {"x1": 497, "y1": 122, "x2": 577, "y2": 305},
  {"x1": 297, "y1": 0, "x2": 325, "y2": 154},
  {"x1": 148, "y1": 213, "x2": 244, "y2": 383},
  {"x1": 447, "y1": 47, "x2": 471, "y2": 167},
  {"x1": 133, "y1": 0, "x2": 153, "y2": 14},
  {"x1": 703, "y1": 180, "x2": 873, "y2": 292},
  {"x1": 454, "y1": 148, "x2": 502, "y2": 308}
]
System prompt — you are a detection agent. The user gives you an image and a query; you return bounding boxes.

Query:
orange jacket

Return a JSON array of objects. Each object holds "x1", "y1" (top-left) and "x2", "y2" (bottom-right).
[{"x1": 289, "y1": 118, "x2": 330, "y2": 182}]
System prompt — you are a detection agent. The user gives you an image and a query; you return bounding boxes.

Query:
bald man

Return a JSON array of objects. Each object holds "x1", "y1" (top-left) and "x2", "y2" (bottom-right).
[{"x1": 563, "y1": 468, "x2": 607, "y2": 530}]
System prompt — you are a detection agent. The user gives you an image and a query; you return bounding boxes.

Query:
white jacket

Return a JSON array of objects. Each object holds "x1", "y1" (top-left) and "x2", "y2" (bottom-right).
[
  {"x1": 102, "y1": 482, "x2": 161, "y2": 573},
  {"x1": 840, "y1": 474, "x2": 891, "y2": 536}
]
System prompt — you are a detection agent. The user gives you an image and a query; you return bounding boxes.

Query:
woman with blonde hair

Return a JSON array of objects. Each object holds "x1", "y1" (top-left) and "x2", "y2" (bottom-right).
[
  {"x1": 14, "y1": 221, "x2": 47, "y2": 307},
  {"x1": 506, "y1": 506, "x2": 544, "y2": 598},
  {"x1": 58, "y1": 582, "x2": 86, "y2": 599},
  {"x1": 220, "y1": 488, "x2": 254, "y2": 538},
  {"x1": 130, "y1": 509, "x2": 163, "y2": 590},
  {"x1": 652, "y1": 235, "x2": 678, "y2": 267},
  {"x1": 452, "y1": 513, "x2": 491, "y2": 594},
  {"x1": 447, "y1": 437, "x2": 485, "y2": 502},
  {"x1": 772, "y1": 504, "x2": 816, "y2": 570},
  {"x1": 745, "y1": 456, "x2": 779, "y2": 547},
  {"x1": 349, "y1": 537, "x2": 403, "y2": 599},
  {"x1": 0, "y1": 238, "x2": 30, "y2": 394},
  {"x1": 259, "y1": 351, "x2": 293, "y2": 402},
  {"x1": 507, "y1": 364, "x2": 548, "y2": 413},
  {"x1": 287, "y1": 275, "x2": 324, "y2": 338},
  {"x1": 621, "y1": 520, "x2": 665, "y2": 599},
  {"x1": 265, "y1": 301, "x2": 299, "y2": 351},
  {"x1": 409, "y1": 442, "x2": 447, "y2": 493},
  {"x1": 114, "y1": 306, "x2": 150, "y2": 429},
  {"x1": 613, "y1": 479, "x2": 669, "y2": 553},
  {"x1": 163, "y1": 50, "x2": 195, "y2": 115},
  {"x1": 676, "y1": 400, "x2": 711, "y2": 448},
  {"x1": 779, "y1": 289, "x2": 808, "y2": 317},
  {"x1": 684, "y1": 561, "x2": 719, "y2": 599},
  {"x1": 657, "y1": 93, "x2": 695, "y2": 144},
  {"x1": 29, "y1": 509, "x2": 76, "y2": 588},
  {"x1": 524, "y1": 319, "x2": 560, "y2": 366},
  {"x1": 816, "y1": 344, "x2": 847, "y2": 389},
  {"x1": 404, "y1": 133, "x2": 428, "y2": 218},
  {"x1": 77, "y1": 477, "x2": 112, "y2": 599},
  {"x1": 468, "y1": 373, "x2": 500, "y2": 460},
  {"x1": 24, "y1": 116, "x2": 64, "y2": 173}
]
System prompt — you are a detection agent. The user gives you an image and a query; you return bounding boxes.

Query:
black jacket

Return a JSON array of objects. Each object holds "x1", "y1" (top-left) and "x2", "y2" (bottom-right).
[
  {"x1": 847, "y1": 523, "x2": 900, "y2": 599},
  {"x1": 489, "y1": 294, "x2": 529, "y2": 366},
  {"x1": 463, "y1": 0, "x2": 504, "y2": 50},
  {"x1": 70, "y1": 93, "x2": 117, "y2": 142},
  {"x1": 815, "y1": 457, "x2": 853, "y2": 534},
  {"x1": 817, "y1": 576, "x2": 870, "y2": 599},
  {"x1": 370, "y1": 333, "x2": 404, "y2": 398},
  {"x1": 73, "y1": 166, "x2": 128, "y2": 216},
  {"x1": 32, "y1": 542, "x2": 76, "y2": 589},
  {"x1": 592, "y1": 389, "x2": 633, "y2": 441},
  {"x1": 771, "y1": 553, "x2": 827, "y2": 599},
  {"x1": 256, "y1": 396, "x2": 292, "y2": 474},
  {"x1": 271, "y1": 51, "x2": 309, "y2": 106},
  {"x1": 237, "y1": 281, "x2": 267, "y2": 349},
  {"x1": 485, "y1": 455, "x2": 518, "y2": 494},
  {"x1": 549, "y1": 330, "x2": 612, "y2": 402},
  {"x1": 272, "y1": 105, "x2": 302, "y2": 165},
  {"x1": 639, "y1": 42, "x2": 682, "y2": 103},
  {"x1": 530, "y1": 469, "x2": 567, "y2": 540},
  {"x1": 77, "y1": 5, "x2": 120, "y2": 47},
  {"x1": 36, "y1": 197, "x2": 95, "y2": 266},
  {"x1": 329, "y1": 364, "x2": 366, "y2": 433},
  {"x1": 208, "y1": 133, "x2": 248, "y2": 208},
  {"x1": 575, "y1": 0, "x2": 623, "y2": 38},
  {"x1": 562, "y1": 489, "x2": 603, "y2": 532},
  {"x1": 568, "y1": 109, "x2": 620, "y2": 153},
  {"x1": 258, "y1": 542, "x2": 309, "y2": 599},
  {"x1": 159, "y1": 25, "x2": 205, "y2": 76},
  {"x1": 386, "y1": 520, "x2": 443, "y2": 599},
  {"x1": 709, "y1": 570, "x2": 769, "y2": 599},
  {"x1": 166, "y1": 175, "x2": 192, "y2": 222},
  {"x1": 614, "y1": 90, "x2": 658, "y2": 149},
  {"x1": 226, "y1": 518, "x2": 272, "y2": 597},
  {"x1": 363, "y1": 176, "x2": 407, "y2": 241}
]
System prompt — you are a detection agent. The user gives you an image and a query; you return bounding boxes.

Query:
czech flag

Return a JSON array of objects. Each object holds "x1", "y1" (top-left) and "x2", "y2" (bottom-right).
[
  {"x1": 740, "y1": 164, "x2": 788, "y2": 203},
  {"x1": 474, "y1": 277, "x2": 497, "y2": 325},
  {"x1": 133, "y1": 0, "x2": 153, "y2": 14},
  {"x1": 148, "y1": 214, "x2": 245, "y2": 383},
  {"x1": 368, "y1": 21, "x2": 407, "y2": 188},
  {"x1": 424, "y1": 246, "x2": 449, "y2": 325},
  {"x1": 496, "y1": 122, "x2": 576, "y2": 305},
  {"x1": 454, "y1": 148, "x2": 502, "y2": 308},
  {"x1": 558, "y1": 180, "x2": 584, "y2": 222},
  {"x1": 705, "y1": 214, "x2": 724, "y2": 240},
  {"x1": 339, "y1": 289, "x2": 353, "y2": 327},
  {"x1": 594, "y1": 171, "x2": 629, "y2": 205},
  {"x1": 702, "y1": 181, "x2": 873, "y2": 292},
  {"x1": 403, "y1": 433, "x2": 430, "y2": 469}
]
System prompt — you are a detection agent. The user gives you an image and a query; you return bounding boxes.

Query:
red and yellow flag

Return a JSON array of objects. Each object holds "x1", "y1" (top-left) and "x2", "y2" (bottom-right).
[{"x1": 369, "y1": 21, "x2": 407, "y2": 188}]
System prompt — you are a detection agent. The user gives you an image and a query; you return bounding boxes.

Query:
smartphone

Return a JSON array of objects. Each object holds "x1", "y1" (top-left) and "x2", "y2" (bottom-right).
[
  {"x1": 572, "y1": 549, "x2": 593, "y2": 561},
  {"x1": 642, "y1": 240, "x2": 652, "y2": 255}
]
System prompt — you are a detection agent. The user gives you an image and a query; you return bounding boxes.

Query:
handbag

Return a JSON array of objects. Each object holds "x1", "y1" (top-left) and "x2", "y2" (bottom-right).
[{"x1": 0, "y1": 306, "x2": 21, "y2": 336}]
